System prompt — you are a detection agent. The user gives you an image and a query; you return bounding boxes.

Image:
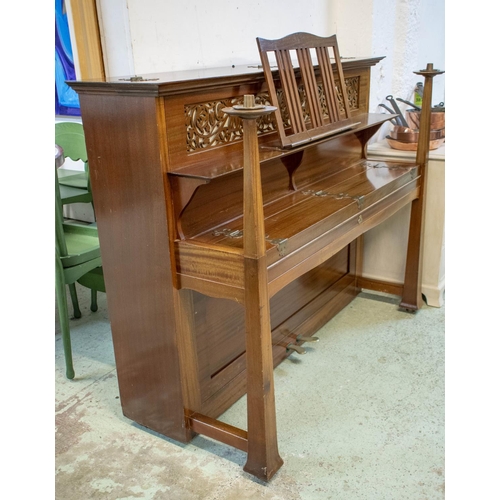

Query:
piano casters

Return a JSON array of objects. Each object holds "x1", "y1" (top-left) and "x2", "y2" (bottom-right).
[
  {"x1": 223, "y1": 96, "x2": 284, "y2": 481},
  {"x1": 400, "y1": 64, "x2": 444, "y2": 312}
]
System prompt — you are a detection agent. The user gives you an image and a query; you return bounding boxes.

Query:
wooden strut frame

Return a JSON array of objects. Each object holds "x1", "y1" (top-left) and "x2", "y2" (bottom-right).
[{"x1": 184, "y1": 63, "x2": 443, "y2": 481}]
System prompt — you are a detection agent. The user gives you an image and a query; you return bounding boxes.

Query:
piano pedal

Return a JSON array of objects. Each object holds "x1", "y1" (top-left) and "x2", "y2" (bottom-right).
[
  {"x1": 286, "y1": 343, "x2": 306, "y2": 355},
  {"x1": 297, "y1": 335, "x2": 319, "y2": 343}
]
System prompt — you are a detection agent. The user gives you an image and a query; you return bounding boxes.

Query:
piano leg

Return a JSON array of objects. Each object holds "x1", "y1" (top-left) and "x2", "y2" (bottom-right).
[
  {"x1": 173, "y1": 288, "x2": 202, "y2": 431},
  {"x1": 400, "y1": 64, "x2": 443, "y2": 312},
  {"x1": 400, "y1": 196, "x2": 425, "y2": 312},
  {"x1": 239, "y1": 109, "x2": 283, "y2": 481},
  {"x1": 243, "y1": 255, "x2": 284, "y2": 481}
]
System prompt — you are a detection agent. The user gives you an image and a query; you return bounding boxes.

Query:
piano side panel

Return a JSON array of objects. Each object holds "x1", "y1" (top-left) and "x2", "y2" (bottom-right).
[{"x1": 78, "y1": 94, "x2": 189, "y2": 442}]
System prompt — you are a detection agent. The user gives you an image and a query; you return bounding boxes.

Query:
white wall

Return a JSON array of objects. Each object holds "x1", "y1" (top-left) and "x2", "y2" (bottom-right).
[
  {"x1": 331, "y1": 0, "x2": 444, "y2": 141},
  {"x1": 97, "y1": 0, "x2": 335, "y2": 75},
  {"x1": 95, "y1": 0, "x2": 444, "y2": 113},
  {"x1": 95, "y1": 0, "x2": 135, "y2": 77}
]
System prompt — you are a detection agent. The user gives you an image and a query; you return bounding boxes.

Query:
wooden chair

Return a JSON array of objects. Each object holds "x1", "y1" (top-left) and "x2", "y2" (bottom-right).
[
  {"x1": 55, "y1": 122, "x2": 93, "y2": 207},
  {"x1": 55, "y1": 147, "x2": 105, "y2": 379},
  {"x1": 256, "y1": 32, "x2": 360, "y2": 148}
]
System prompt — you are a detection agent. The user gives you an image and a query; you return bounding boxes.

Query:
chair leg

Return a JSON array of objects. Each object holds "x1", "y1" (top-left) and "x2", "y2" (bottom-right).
[
  {"x1": 56, "y1": 261, "x2": 75, "y2": 379},
  {"x1": 90, "y1": 289, "x2": 98, "y2": 312},
  {"x1": 68, "y1": 283, "x2": 82, "y2": 319}
]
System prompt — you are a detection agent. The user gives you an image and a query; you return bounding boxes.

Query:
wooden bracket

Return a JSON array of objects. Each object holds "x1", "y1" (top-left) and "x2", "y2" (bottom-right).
[
  {"x1": 169, "y1": 176, "x2": 210, "y2": 239},
  {"x1": 280, "y1": 150, "x2": 304, "y2": 190}
]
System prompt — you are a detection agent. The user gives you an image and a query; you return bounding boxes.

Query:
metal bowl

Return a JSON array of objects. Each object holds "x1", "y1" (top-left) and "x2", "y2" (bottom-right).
[
  {"x1": 389, "y1": 126, "x2": 444, "y2": 143},
  {"x1": 386, "y1": 136, "x2": 445, "y2": 151},
  {"x1": 406, "y1": 109, "x2": 445, "y2": 131}
]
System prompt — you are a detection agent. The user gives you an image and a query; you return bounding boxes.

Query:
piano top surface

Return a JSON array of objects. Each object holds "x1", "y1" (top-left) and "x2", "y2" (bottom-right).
[{"x1": 67, "y1": 57, "x2": 385, "y2": 97}]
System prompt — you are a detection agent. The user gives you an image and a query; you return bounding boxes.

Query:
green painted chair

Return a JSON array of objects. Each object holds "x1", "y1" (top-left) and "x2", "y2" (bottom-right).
[
  {"x1": 55, "y1": 122, "x2": 93, "y2": 207},
  {"x1": 55, "y1": 154, "x2": 105, "y2": 379}
]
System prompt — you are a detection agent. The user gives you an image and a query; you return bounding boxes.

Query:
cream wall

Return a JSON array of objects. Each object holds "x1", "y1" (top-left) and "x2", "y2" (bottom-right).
[
  {"x1": 331, "y1": 0, "x2": 445, "y2": 141},
  {"x1": 95, "y1": 0, "x2": 445, "y2": 114},
  {"x1": 97, "y1": 0, "x2": 334, "y2": 75}
]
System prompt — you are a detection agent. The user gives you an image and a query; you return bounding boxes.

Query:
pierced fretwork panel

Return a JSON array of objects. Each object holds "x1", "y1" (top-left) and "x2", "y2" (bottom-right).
[
  {"x1": 185, "y1": 94, "x2": 275, "y2": 152},
  {"x1": 184, "y1": 76, "x2": 359, "y2": 152}
]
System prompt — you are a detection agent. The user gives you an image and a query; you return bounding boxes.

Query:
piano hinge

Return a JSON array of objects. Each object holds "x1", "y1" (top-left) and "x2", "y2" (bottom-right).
[
  {"x1": 212, "y1": 229, "x2": 289, "y2": 257},
  {"x1": 302, "y1": 190, "x2": 365, "y2": 209},
  {"x1": 213, "y1": 228, "x2": 244, "y2": 238},
  {"x1": 371, "y1": 163, "x2": 418, "y2": 179},
  {"x1": 266, "y1": 238, "x2": 288, "y2": 257},
  {"x1": 118, "y1": 75, "x2": 159, "y2": 82}
]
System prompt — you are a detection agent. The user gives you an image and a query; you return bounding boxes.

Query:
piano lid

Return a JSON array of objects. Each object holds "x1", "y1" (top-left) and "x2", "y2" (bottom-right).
[{"x1": 67, "y1": 57, "x2": 385, "y2": 97}]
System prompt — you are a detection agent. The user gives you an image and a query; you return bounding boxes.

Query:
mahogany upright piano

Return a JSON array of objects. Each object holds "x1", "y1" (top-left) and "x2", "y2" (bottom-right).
[{"x1": 68, "y1": 33, "x2": 441, "y2": 480}]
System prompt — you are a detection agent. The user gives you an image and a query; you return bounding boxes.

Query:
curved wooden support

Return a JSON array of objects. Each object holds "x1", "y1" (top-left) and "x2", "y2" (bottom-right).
[
  {"x1": 170, "y1": 176, "x2": 209, "y2": 239},
  {"x1": 357, "y1": 123, "x2": 391, "y2": 159},
  {"x1": 280, "y1": 150, "x2": 304, "y2": 190}
]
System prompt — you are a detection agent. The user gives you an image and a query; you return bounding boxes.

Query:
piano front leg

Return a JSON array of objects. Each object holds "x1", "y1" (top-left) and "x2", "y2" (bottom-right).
[
  {"x1": 400, "y1": 64, "x2": 444, "y2": 311},
  {"x1": 226, "y1": 98, "x2": 284, "y2": 481}
]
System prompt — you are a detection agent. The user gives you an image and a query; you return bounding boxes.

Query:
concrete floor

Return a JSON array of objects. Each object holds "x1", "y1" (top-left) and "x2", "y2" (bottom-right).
[{"x1": 55, "y1": 285, "x2": 445, "y2": 499}]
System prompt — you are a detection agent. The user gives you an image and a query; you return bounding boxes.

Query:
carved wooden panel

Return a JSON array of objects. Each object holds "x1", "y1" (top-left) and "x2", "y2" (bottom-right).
[
  {"x1": 185, "y1": 94, "x2": 276, "y2": 151},
  {"x1": 185, "y1": 76, "x2": 359, "y2": 152}
]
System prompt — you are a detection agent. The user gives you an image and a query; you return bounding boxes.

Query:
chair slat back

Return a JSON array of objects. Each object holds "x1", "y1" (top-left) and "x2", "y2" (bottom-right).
[
  {"x1": 55, "y1": 122, "x2": 88, "y2": 163},
  {"x1": 257, "y1": 32, "x2": 352, "y2": 148}
]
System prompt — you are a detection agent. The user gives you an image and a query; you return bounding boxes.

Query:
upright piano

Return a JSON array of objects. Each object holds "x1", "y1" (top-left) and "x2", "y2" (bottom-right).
[{"x1": 68, "y1": 37, "x2": 440, "y2": 480}]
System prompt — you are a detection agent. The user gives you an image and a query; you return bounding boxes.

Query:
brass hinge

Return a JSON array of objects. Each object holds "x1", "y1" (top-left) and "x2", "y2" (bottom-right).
[
  {"x1": 371, "y1": 163, "x2": 418, "y2": 179},
  {"x1": 213, "y1": 228, "x2": 244, "y2": 238},
  {"x1": 118, "y1": 75, "x2": 159, "y2": 82},
  {"x1": 267, "y1": 237, "x2": 288, "y2": 257},
  {"x1": 302, "y1": 190, "x2": 365, "y2": 209},
  {"x1": 212, "y1": 229, "x2": 289, "y2": 257}
]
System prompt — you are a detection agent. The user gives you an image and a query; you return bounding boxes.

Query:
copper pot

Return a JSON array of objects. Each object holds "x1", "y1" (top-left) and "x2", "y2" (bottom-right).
[
  {"x1": 406, "y1": 109, "x2": 445, "y2": 130},
  {"x1": 386, "y1": 136, "x2": 445, "y2": 151},
  {"x1": 390, "y1": 126, "x2": 444, "y2": 143}
]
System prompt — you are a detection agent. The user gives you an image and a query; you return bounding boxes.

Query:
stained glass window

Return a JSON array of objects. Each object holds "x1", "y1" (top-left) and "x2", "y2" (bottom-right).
[{"x1": 55, "y1": 0, "x2": 80, "y2": 116}]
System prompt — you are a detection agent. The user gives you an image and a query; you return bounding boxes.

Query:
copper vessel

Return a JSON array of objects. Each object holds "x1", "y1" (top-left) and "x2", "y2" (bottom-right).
[
  {"x1": 406, "y1": 109, "x2": 445, "y2": 131},
  {"x1": 389, "y1": 126, "x2": 444, "y2": 143}
]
